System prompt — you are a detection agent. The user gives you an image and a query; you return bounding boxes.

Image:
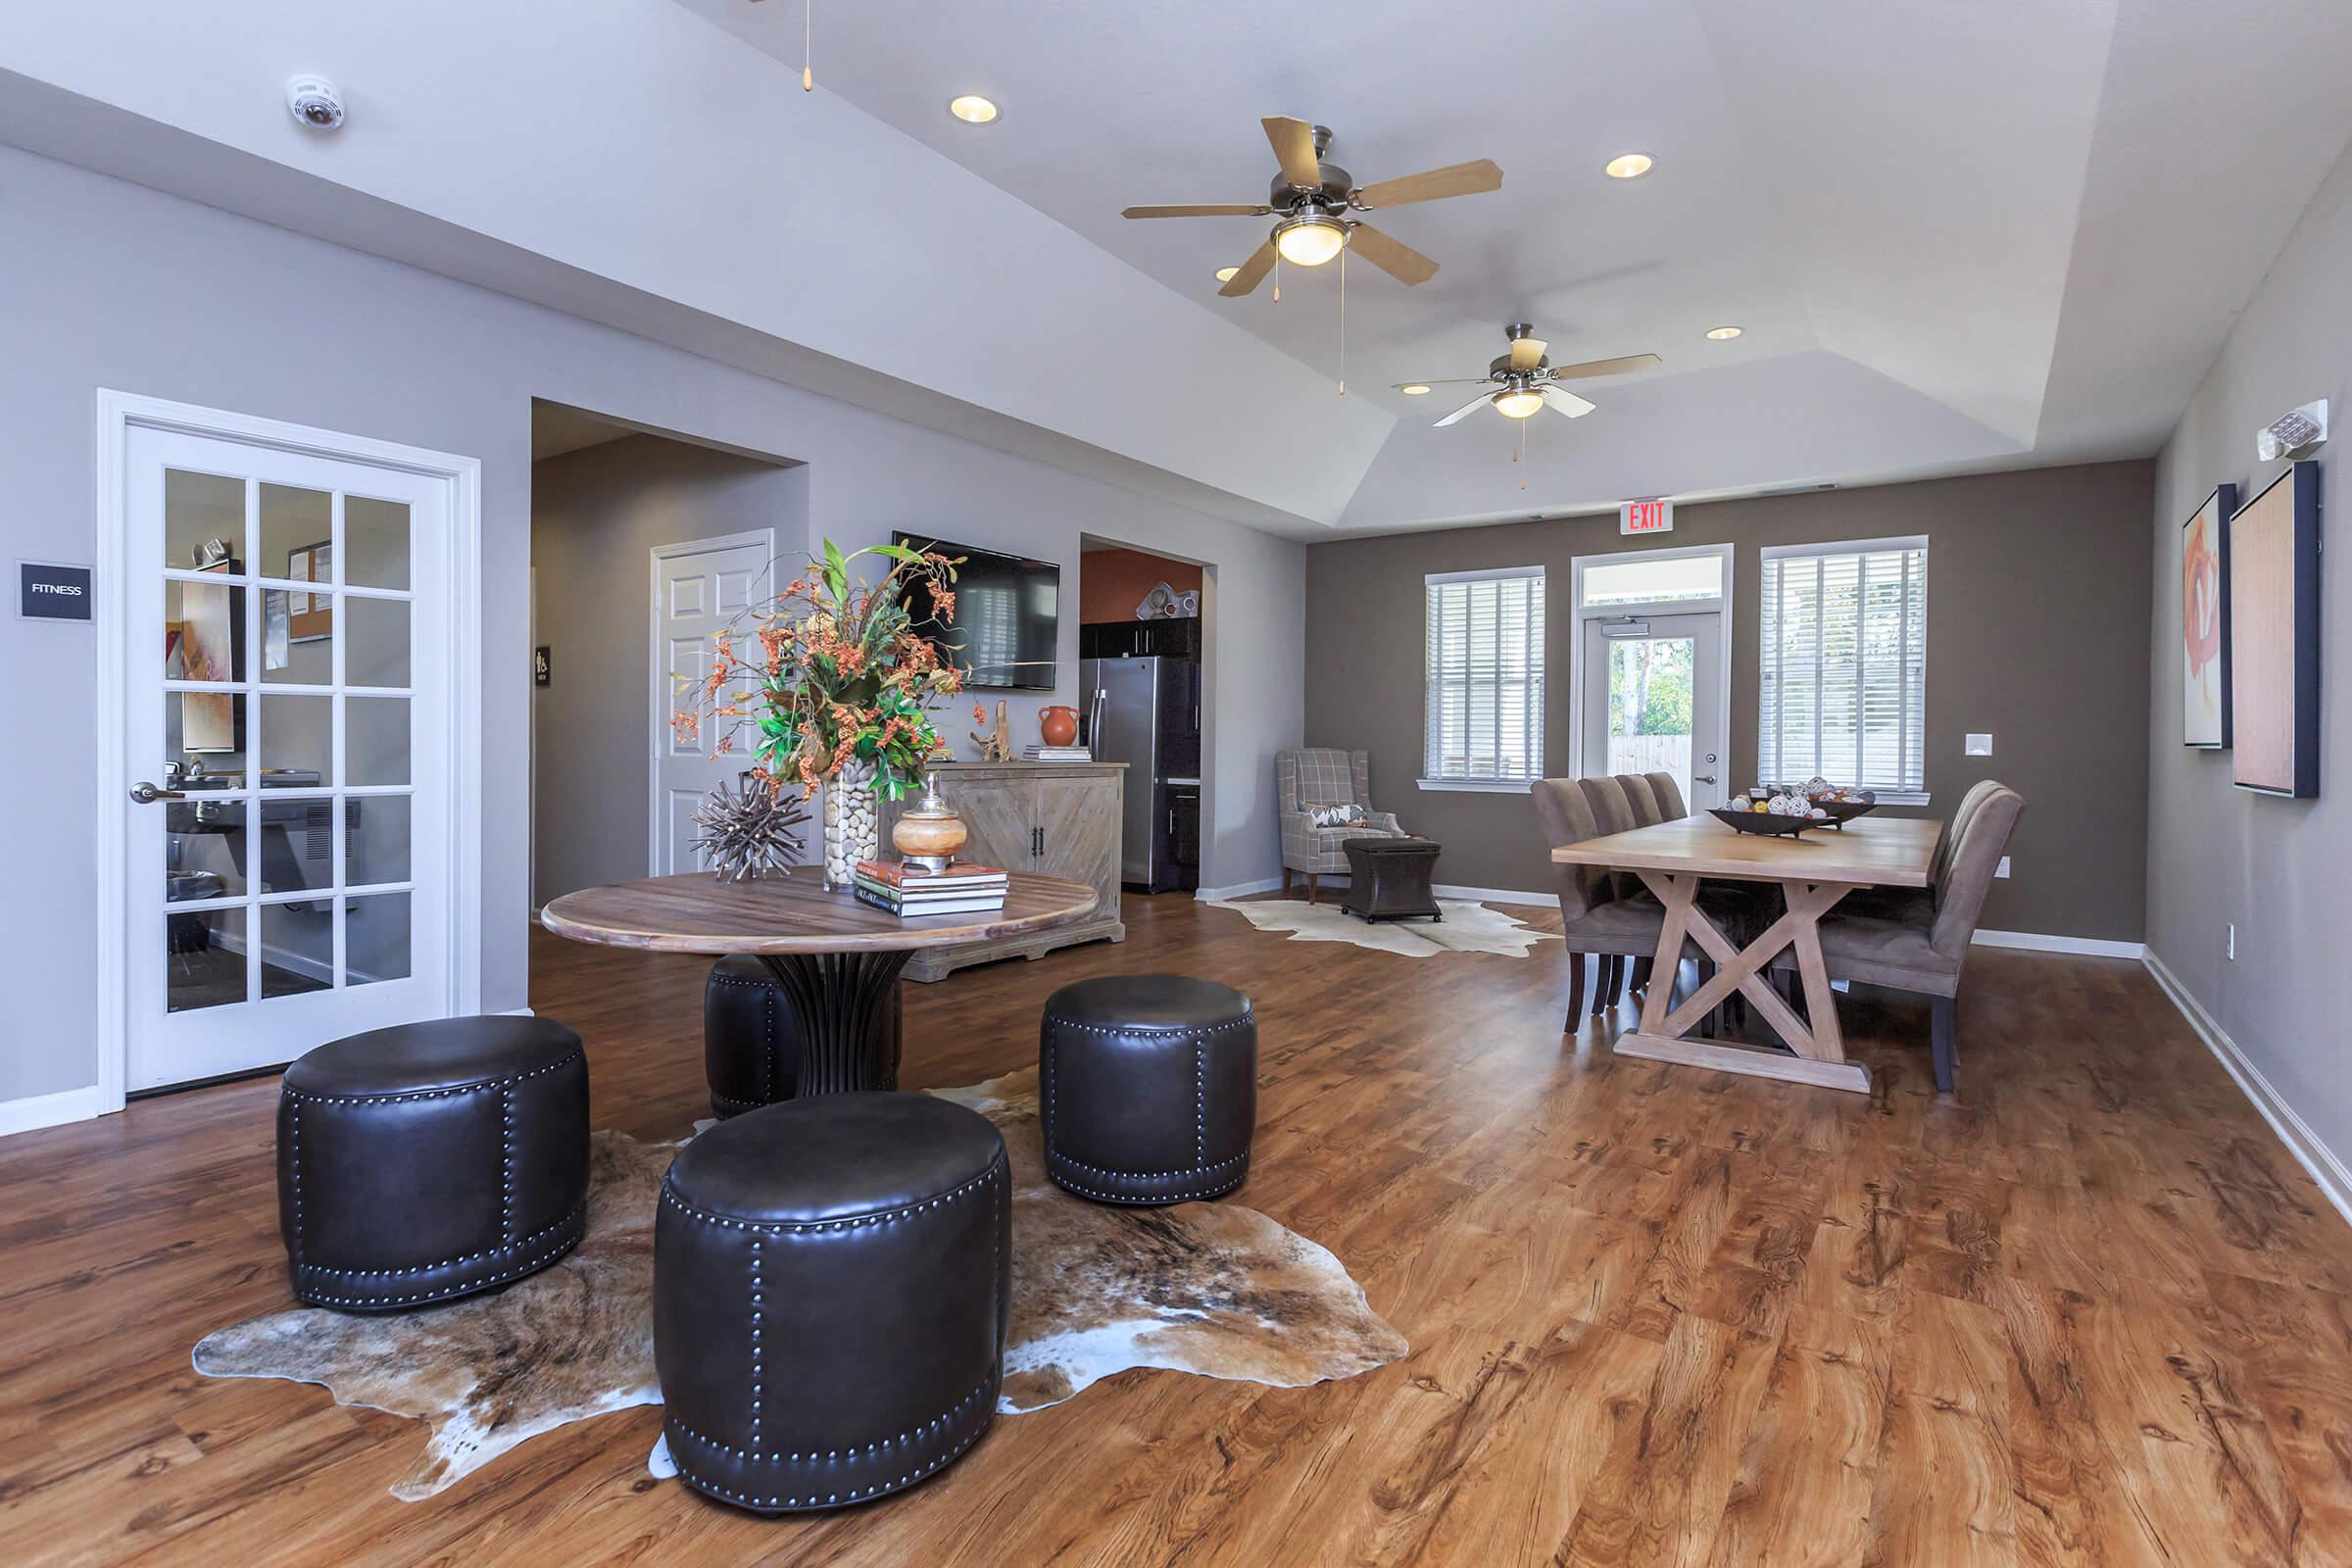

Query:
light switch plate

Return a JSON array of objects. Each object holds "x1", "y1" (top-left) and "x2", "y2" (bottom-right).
[{"x1": 1964, "y1": 733, "x2": 1993, "y2": 757}]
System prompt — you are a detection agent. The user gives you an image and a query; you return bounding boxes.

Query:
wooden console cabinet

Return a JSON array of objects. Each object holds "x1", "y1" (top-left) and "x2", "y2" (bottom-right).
[{"x1": 877, "y1": 761, "x2": 1126, "y2": 982}]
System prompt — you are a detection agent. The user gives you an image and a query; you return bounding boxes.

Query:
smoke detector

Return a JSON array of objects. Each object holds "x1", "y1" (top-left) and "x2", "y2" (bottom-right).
[{"x1": 285, "y1": 75, "x2": 346, "y2": 131}]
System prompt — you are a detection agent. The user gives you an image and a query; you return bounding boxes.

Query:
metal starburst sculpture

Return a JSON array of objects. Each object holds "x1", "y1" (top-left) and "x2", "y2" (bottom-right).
[{"x1": 690, "y1": 774, "x2": 810, "y2": 883}]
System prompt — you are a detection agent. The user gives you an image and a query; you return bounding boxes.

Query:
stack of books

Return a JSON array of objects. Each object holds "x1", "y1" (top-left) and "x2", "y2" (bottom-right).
[
  {"x1": 853, "y1": 859, "x2": 1008, "y2": 917},
  {"x1": 1023, "y1": 745, "x2": 1092, "y2": 762}
]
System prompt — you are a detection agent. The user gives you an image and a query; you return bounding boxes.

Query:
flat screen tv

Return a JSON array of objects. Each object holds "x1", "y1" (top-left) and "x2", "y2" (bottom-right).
[{"x1": 892, "y1": 532, "x2": 1060, "y2": 690}]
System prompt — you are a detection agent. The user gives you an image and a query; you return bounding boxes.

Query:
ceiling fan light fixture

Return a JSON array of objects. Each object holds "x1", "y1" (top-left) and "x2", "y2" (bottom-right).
[
  {"x1": 1214, "y1": 267, "x2": 1240, "y2": 283},
  {"x1": 1604, "y1": 153, "x2": 1654, "y2": 180},
  {"x1": 1494, "y1": 387, "x2": 1545, "y2": 419},
  {"x1": 1705, "y1": 324, "x2": 1743, "y2": 341},
  {"x1": 947, "y1": 94, "x2": 1000, "y2": 124},
  {"x1": 1273, "y1": 214, "x2": 1348, "y2": 268},
  {"x1": 1399, "y1": 384, "x2": 1432, "y2": 396}
]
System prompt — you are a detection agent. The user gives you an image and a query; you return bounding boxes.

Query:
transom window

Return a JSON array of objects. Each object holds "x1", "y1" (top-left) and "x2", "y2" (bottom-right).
[
  {"x1": 1421, "y1": 565, "x2": 1545, "y2": 789},
  {"x1": 1758, "y1": 537, "x2": 1928, "y2": 798}
]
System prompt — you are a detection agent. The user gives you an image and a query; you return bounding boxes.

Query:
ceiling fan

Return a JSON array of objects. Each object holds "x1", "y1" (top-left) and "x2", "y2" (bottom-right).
[
  {"x1": 1399, "y1": 323, "x2": 1662, "y2": 424},
  {"x1": 1123, "y1": 118, "x2": 1501, "y2": 297}
]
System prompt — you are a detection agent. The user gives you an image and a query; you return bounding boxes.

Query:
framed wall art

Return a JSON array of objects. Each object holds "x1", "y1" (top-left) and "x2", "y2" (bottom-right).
[
  {"x1": 2228, "y1": 461, "x2": 2322, "y2": 797},
  {"x1": 2180, "y1": 482, "x2": 2235, "y2": 748}
]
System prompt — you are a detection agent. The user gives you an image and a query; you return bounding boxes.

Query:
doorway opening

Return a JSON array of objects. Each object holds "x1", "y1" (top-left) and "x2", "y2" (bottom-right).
[
  {"x1": 1077, "y1": 538, "x2": 1212, "y2": 894},
  {"x1": 1567, "y1": 542, "x2": 1734, "y2": 811},
  {"x1": 527, "y1": 402, "x2": 806, "y2": 911}
]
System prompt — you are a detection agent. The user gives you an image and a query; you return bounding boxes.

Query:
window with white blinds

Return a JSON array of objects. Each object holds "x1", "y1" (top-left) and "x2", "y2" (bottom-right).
[
  {"x1": 1758, "y1": 538, "x2": 1928, "y2": 795},
  {"x1": 1422, "y1": 566, "x2": 1545, "y2": 787}
]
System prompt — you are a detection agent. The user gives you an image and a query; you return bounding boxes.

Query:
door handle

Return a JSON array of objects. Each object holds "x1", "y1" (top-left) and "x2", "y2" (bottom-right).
[
  {"x1": 128, "y1": 781, "x2": 187, "y2": 804},
  {"x1": 1032, "y1": 825, "x2": 1043, "y2": 858},
  {"x1": 1693, "y1": 774, "x2": 1719, "y2": 785}
]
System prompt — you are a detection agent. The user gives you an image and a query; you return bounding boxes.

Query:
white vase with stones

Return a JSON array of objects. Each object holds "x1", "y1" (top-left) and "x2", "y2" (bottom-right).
[{"x1": 822, "y1": 759, "x2": 879, "y2": 892}]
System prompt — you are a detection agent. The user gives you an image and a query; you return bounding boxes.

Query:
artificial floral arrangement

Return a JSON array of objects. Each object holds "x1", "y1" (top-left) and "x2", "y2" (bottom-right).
[{"x1": 673, "y1": 539, "x2": 964, "y2": 885}]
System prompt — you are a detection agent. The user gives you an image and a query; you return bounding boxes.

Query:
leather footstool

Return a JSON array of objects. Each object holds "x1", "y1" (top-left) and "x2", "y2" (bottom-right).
[
  {"x1": 655, "y1": 1093, "x2": 1010, "y2": 1513},
  {"x1": 704, "y1": 956, "x2": 799, "y2": 1119},
  {"x1": 276, "y1": 1016, "x2": 589, "y2": 1312},
  {"x1": 1039, "y1": 975, "x2": 1257, "y2": 1204},
  {"x1": 704, "y1": 956, "x2": 903, "y2": 1118}
]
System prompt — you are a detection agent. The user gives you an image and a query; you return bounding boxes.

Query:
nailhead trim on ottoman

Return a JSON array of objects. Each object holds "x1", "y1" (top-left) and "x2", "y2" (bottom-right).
[
  {"x1": 654, "y1": 1093, "x2": 1011, "y2": 1514},
  {"x1": 275, "y1": 1015, "x2": 590, "y2": 1313},
  {"x1": 1039, "y1": 975, "x2": 1257, "y2": 1205}
]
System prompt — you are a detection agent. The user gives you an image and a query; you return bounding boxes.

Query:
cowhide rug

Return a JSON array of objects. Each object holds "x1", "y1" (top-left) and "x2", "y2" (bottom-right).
[
  {"x1": 193, "y1": 1067, "x2": 1403, "y2": 1501},
  {"x1": 1207, "y1": 895, "x2": 1561, "y2": 958}
]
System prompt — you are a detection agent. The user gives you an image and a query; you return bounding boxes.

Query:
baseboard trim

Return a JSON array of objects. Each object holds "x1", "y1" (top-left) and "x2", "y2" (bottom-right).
[
  {"x1": 2143, "y1": 950, "x2": 2352, "y2": 1230},
  {"x1": 1433, "y1": 883, "x2": 1552, "y2": 908},
  {"x1": 1197, "y1": 877, "x2": 1283, "y2": 901},
  {"x1": 0, "y1": 1083, "x2": 114, "y2": 1139},
  {"x1": 1972, "y1": 929, "x2": 2145, "y2": 959}
]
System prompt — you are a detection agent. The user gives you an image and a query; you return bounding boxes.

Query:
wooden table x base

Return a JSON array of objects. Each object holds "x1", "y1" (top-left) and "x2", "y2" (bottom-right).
[{"x1": 1608, "y1": 871, "x2": 1873, "y2": 1094}]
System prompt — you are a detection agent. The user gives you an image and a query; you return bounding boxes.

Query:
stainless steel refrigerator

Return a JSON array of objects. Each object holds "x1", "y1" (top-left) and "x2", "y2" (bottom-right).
[{"x1": 1081, "y1": 655, "x2": 1201, "y2": 891}]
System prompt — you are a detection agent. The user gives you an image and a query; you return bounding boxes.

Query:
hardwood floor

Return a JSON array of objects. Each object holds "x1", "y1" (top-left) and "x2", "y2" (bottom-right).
[{"x1": 4, "y1": 894, "x2": 2350, "y2": 1565}]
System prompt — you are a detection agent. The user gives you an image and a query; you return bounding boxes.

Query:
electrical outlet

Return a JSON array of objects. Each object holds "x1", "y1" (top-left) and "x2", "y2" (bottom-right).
[
  {"x1": 1965, "y1": 733, "x2": 1993, "y2": 757},
  {"x1": 2228, "y1": 923, "x2": 2236, "y2": 960},
  {"x1": 1995, "y1": 856, "x2": 2011, "y2": 879}
]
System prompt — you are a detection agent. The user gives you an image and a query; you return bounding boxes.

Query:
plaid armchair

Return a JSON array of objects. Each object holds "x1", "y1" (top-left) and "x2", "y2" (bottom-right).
[{"x1": 1277, "y1": 748, "x2": 1405, "y2": 902}]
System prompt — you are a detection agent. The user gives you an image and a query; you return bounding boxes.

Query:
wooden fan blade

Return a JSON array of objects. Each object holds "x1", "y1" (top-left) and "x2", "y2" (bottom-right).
[
  {"x1": 1434, "y1": 391, "x2": 1494, "y2": 427},
  {"x1": 1347, "y1": 223, "x2": 1440, "y2": 286},
  {"x1": 1509, "y1": 336, "x2": 1548, "y2": 372},
  {"x1": 1262, "y1": 117, "x2": 1322, "y2": 191},
  {"x1": 1354, "y1": 159, "x2": 1502, "y2": 209},
  {"x1": 1120, "y1": 204, "x2": 1267, "y2": 219},
  {"x1": 1219, "y1": 238, "x2": 1279, "y2": 298},
  {"x1": 1545, "y1": 352, "x2": 1664, "y2": 382},
  {"x1": 1541, "y1": 385, "x2": 1597, "y2": 419}
]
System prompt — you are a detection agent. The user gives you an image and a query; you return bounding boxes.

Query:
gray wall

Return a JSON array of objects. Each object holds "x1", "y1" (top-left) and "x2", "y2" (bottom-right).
[
  {"x1": 0, "y1": 144, "x2": 1304, "y2": 1106},
  {"x1": 2147, "y1": 135, "x2": 2352, "y2": 1171},
  {"x1": 530, "y1": 435, "x2": 808, "y2": 906},
  {"x1": 1305, "y1": 462, "x2": 2156, "y2": 942}
]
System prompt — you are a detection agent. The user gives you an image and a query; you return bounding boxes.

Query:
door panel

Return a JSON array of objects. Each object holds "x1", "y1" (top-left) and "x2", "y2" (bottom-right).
[
  {"x1": 651, "y1": 535, "x2": 774, "y2": 877},
  {"x1": 128, "y1": 426, "x2": 450, "y2": 1090},
  {"x1": 1581, "y1": 611, "x2": 1726, "y2": 811},
  {"x1": 1037, "y1": 774, "x2": 1122, "y2": 915},
  {"x1": 948, "y1": 779, "x2": 1036, "y2": 872}
]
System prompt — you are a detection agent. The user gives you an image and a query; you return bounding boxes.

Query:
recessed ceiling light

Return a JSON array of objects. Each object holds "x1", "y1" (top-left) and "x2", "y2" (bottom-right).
[
  {"x1": 1705, "y1": 325, "x2": 1743, "y2": 341},
  {"x1": 1399, "y1": 384, "x2": 1432, "y2": 396},
  {"x1": 947, "y1": 94, "x2": 1000, "y2": 124},
  {"x1": 1604, "y1": 153, "x2": 1654, "y2": 180},
  {"x1": 1214, "y1": 267, "x2": 1240, "y2": 283}
]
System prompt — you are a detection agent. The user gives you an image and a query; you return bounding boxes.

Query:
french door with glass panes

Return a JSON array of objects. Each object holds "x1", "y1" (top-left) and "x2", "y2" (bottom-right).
[{"x1": 124, "y1": 424, "x2": 453, "y2": 1090}]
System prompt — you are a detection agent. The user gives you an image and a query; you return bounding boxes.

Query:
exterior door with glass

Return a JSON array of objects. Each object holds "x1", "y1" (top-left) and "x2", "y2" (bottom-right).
[
  {"x1": 123, "y1": 424, "x2": 454, "y2": 1091},
  {"x1": 1581, "y1": 612, "x2": 1727, "y2": 811}
]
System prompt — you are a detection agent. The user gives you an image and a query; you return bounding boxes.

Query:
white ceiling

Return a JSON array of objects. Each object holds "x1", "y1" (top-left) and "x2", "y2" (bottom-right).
[
  {"x1": 5, "y1": 1, "x2": 2351, "y2": 537},
  {"x1": 681, "y1": 0, "x2": 2352, "y2": 530}
]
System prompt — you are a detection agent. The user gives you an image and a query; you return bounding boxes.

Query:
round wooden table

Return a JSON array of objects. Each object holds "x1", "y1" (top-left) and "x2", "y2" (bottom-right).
[{"x1": 539, "y1": 871, "x2": 1098, "y2": 1097}]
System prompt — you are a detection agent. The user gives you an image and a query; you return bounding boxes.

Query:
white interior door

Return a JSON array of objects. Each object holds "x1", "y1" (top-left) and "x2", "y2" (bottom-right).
[
  {"x1": 1581, "y1": 611, "x2": 1727, "y2": 810},
  {"x1": 125, "y1": 426, "x2": 454, "y2": 1090},
  {"x1": 652, "y1": 532, "x2": 774, "y2": 875}
]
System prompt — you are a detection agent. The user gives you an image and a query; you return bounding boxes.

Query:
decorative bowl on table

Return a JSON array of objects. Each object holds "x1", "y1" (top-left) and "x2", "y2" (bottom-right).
[{"x1": 1708, "y1": 807, "x2": 1828, "y2": 837}]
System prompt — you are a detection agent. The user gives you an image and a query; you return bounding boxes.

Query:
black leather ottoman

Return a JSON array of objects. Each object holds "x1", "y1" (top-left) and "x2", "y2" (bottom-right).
[
  {"x1": 654, "y1": 1093, "x2": 1010, "y2": 1513},
  {"x1": 1039, "y1": 975, "x2": 1256, "y2": 1204},
  {"x1": 276, "y1": 1016, "x2": 589, "y2": 1312},
  {"x1": 704, "y1": 956, "x2": 903, "y2": 1119}
]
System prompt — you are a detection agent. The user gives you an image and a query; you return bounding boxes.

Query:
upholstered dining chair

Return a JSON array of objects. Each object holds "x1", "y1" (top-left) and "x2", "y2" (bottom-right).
[
  {"x1": 1781, "y1": 784, "x2": 2026, "y2": 1095},
  {"x1": 1532, "y1": 779, "x2": 1708, "y2": 1028},
  {"x1": 1642, "y1": 771, "x2": 1690, "y2": 819},
  {"x1": 1835, "y1": 779, "x2": 2001, "y2": 925},
  {"x1": 1614, "y1": 773, "x2": 1665, "y2": 827},
  {"x1": 1277, "y1": 748, "x2": 1406, "y2": 903}
]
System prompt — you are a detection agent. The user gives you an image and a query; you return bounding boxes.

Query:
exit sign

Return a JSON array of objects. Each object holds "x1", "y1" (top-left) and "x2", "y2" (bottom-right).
[{"x1": 1620, "y1": 499, "x2": 1674, "y2": 536}]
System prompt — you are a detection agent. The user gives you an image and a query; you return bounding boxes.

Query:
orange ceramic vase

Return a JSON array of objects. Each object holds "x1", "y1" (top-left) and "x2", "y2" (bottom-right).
[{"x1": 1039, "y1": 706, "x2": 1080, "y2": 747}]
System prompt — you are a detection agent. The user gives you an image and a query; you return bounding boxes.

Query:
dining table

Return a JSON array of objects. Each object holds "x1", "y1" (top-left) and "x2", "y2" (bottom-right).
[
  {"x1": 1549, "y1": 813, "x2": 1942, "y2": 1093},
  {"x1": 539, "y1": 870, "x2": 1098, "y2": 1097}
]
